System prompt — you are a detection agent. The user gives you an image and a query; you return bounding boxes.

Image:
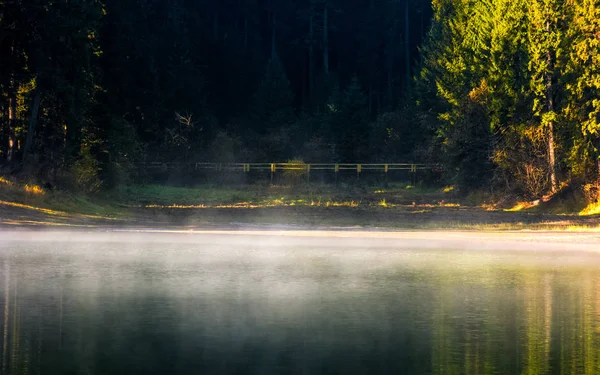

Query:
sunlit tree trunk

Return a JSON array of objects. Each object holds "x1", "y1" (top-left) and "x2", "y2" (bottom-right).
[
  {"x1": 546, "y1": 20, "x2": 558, "y2": 193},
  {"x1": 7, "y1": 40, "x2": 17, "y2": 162},
  {"x1": 7, "y1": 90, "x2": 16, "y2": 162}
]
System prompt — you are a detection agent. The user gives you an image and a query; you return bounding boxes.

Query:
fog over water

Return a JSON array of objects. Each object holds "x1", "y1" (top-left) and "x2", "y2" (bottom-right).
[{"x1": 2, "y1": 230, "x2": 600, "y2": 374}]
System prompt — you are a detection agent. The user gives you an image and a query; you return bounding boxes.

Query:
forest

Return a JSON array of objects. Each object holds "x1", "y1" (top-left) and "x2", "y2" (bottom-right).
[{"x1": 1, "y1": 0, "x2": 599, "y2": 200}]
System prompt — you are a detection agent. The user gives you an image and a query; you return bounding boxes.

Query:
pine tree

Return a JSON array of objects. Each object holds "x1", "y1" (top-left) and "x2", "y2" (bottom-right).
[
  {"x1": 335, "y1": 76, "x2": 369, "y2": 162},
  {"x1": 252, "y1": 55, "x2": 295, "y2": 132},
  {"x1": 564, "y1": 0, "x2": 600, "y2": 180},
  {"x1": 527, "y1": 0, "x2": 567, "y2": 192}
]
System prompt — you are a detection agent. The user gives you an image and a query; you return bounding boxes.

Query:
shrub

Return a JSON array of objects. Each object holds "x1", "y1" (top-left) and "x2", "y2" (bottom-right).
[
  {"x1": 582, "y1": 181, "x2": 600, "y2": 204},
  {"x1": 282, "y1": 159, "x2": 308, "y2": 186},
  {"x1": 71, "y1": 146, "x2": 102, "y2": 193}
]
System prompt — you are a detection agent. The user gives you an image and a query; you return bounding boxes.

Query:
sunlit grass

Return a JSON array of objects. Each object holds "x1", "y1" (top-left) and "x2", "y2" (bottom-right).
[
  {"x1": 143, "y1": 198, "x2": 365, "y2": 209},
  {"x1": 25, "y1": 184, "x2": 45, "y2": 195},
  {"x1": 443, "y1": 186, "x2": 455, "y2": 193},
  {"x1": 0, "y1": 200, "x2": 68, "y2": 216},
  {"x1": 439, "y1": 202, "x2": 460, "y2": 207},
  {"x1": 579, "y1": 201, "x2": 600, "y2": 216},
  {"x1": 2, "y1": 180, "x2": 598, "y2": 230},
  {"x1": 506, "y1": 201, "x2": 539, "y2": 212},
  {"x1": 0, "y1": 176, "x2": 13, "y2": 186}
]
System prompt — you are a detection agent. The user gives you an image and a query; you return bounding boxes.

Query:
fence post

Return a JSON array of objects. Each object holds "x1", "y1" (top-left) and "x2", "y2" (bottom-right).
[
  {"x1": 384, "y1": 164, "x2": 389, "y2": 187},
  {"x1": 270, "y1": 163, "x2": 276, "y2": 185},
  {"x1": 357, "y1": 164, "x2": 362, "y2": 181},
  {"x1": 306, "y1": 164, "x2": 311, "y2": 184},
  {"x1": 335, "y1": 164, "x2": 339, "y2": 185}
]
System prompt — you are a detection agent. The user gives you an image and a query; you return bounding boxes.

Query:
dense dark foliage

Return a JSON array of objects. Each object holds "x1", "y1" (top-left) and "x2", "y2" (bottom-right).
[
  {"x1": 0, "y1": 0, "x2": 431, "y2": 189},
  {"x1": 3, "y1": 0, "x2": 600, "y2": 199}
]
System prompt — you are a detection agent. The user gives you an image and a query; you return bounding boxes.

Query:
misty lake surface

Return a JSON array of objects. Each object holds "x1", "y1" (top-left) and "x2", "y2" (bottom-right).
[{"x1": 2, "y1": 230, "x2": 600, "y2": 375}]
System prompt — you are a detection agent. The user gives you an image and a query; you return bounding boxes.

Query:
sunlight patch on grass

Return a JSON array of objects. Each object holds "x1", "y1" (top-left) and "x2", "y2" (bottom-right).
[
  {"x1": 443, "y1": 186, "x2": 455, "y2": 193},
  {"x1": 326, "y1": 200, "x2": 359, "y2": 207},
  {"x1": 505, "y1": 201, "x2": 539, "y2": 212},
  {"x1": 25, "y1": 184, "x2": 45, "y2": 196},
  {"x1": 0, "y1": 176, "x2": 13, "y2": 186},
  {"x1": 143, "y1": 199, "x2": 363, "y2": 209},
  {"x1": 439, "y1": 202, "x2": 460, "y2": 207},
  {"x1": 0, "y1": 198, "x2": 121, "y2": 221},
  {"x1": 0, "y1": 200, "x2": 68, "y2": 216},
  {"x1": 579, "y1": 201, "x2": 600, "y2": 216}
]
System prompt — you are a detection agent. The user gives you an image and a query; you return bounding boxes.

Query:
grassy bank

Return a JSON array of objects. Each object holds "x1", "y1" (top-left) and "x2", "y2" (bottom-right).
[{"x1": 1, "y1": 176, "x2": 600, "y2": 230}]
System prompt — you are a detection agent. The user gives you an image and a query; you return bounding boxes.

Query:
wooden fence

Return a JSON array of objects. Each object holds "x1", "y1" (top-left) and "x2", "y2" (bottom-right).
[{"x1": 140, "y1": 162, "x2": 441, "y2": 184}]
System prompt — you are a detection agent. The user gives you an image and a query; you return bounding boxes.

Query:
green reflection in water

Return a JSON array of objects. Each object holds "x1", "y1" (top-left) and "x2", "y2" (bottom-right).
[{"x1": 2, "y1": 255, "x2": 600, "y2": 374}]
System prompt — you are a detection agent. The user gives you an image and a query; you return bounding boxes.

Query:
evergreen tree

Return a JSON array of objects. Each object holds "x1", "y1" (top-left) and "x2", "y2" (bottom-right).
[
  {"x1": 563, "y1": 0, "x2": 600, "y2": 180},
  {"x1": 527, "y1": 0, "x2": 567, "y2": 192},
  {"x1": 333, "y1": 76, "x2": 369, "y2": 162},
  {"x1": 252, "y1": 55, "x2": 296, "y2": 132}
]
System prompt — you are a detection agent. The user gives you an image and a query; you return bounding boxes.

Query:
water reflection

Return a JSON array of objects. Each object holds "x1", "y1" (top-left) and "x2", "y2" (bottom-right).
[{"x1": 2, "y1": 239, "x2": 600, "y2": 374}]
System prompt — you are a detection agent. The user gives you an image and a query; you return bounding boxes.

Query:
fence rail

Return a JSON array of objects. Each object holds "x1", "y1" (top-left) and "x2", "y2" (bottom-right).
[
  {"x1": 140, "y1": 162, "x2": 441, "y2": 183},
  {"x1": 141, "y1": 162, "x2": 439, "y2": 172}
]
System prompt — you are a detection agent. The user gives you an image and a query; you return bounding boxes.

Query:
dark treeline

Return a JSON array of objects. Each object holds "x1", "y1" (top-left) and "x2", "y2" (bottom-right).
[
  {"x1": 2, "y1": 0, "x2": 600, "y2": 199},
  {"x1": 0, "y1": 0, "x2": 431, "y2": 190}
]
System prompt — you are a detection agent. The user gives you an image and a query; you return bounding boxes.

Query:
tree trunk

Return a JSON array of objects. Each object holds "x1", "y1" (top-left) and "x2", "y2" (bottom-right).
[
  {"x1": 244, "y1": 18, "x2": 248, "y2": 51},
  {"x1": 7, "y1": 90, "x2": 16, "y2": 163},
  {"x1": 271, "y1": 11, "x2": 277, "y2": 59},
  {"x1": 597, "y1": 149, "x2": 600, "y2": 183},
  {"x1": 404, "y1": 0, "x2": 410, "y2": 87},
  {"x1": 213, "y1": 12, "x2": 219, "y2": 41},
  {"x1": 22, "y1": 89, "x2": 41, "y2": 162},
  {"x1": 368, "y1": 81, "x2": 373, "y2": 116},
  {"x1": 309, "y1": 13, "x2": 314, "y2": 98},
  {"x1": 547, "y1": 121, "x2": 557, "y2": 192},
  {"x1": 546, "y1": 20, "x2": 558, "y2": 193},
  {"x1": 323, "y1": 5, "x2": 329, "y2": 77}
]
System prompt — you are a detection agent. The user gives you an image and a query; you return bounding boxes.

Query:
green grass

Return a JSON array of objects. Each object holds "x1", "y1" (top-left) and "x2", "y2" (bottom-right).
[
  {"x1": 113, "y1": 183, "x2": 454, "y2": 208},
  {"x1": 0, "y1": 176, "x2": 126, "y2": 219},
  {"x1": 117, "y1": 184, "x2": 263, "y2": 205},
  {"x1": 4, "y1": 177, "x2": 597, "y2": 231}
]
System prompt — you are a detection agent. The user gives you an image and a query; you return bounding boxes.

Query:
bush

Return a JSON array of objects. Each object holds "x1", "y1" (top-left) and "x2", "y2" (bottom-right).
[
  {"x1": 282, "y1": 159, "x2": 308, "y2": 186},
  {"x1": 492, "y1": 125, "x2": 550, "y2": 198},
  {"x1": 71, "y1": 146, "x2": 102, "y2": 193},
  {"x1": 582, "y1": 181, "x2": 600, "y2": 204}
]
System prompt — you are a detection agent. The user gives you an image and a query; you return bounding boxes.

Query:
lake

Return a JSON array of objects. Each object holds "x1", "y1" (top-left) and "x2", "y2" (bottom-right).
[{"x1": 1, "y1": 230, "x2": 600, "y2": 374}]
